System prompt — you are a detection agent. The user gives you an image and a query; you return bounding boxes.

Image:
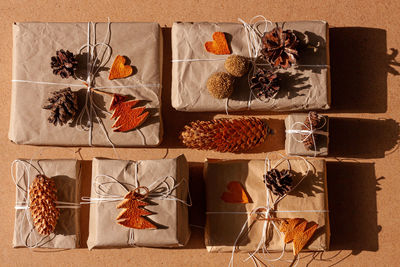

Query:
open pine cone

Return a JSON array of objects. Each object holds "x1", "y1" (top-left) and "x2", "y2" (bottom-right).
[
  {"x1": 261, "y1": 25, "x2": 299, "y2": 69},
  {"x1": 249, "y1": 68, "x2": 279, "y2": 98},
  {"x1": 180, "y1": 117, "x2": 269, "y2": 153},
  {"x1": 50, "y1": 50, "x2": 78, "y2": 78},
  {"x1": 42, "y1": 87, "x2": 79, "y2": 126},
  {"x1": 302, "y1": 111, "x2": 324, "y2": 150},
  {"x1": 29, "y1": 174, "x2": 60, "y2": 236},
  {"x1": 263, "y1": 169, "x2": 293, "y2": 197}
]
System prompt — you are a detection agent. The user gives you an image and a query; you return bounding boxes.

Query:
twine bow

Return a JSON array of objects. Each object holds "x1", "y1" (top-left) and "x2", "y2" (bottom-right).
[
  {"x1": 11, "y1": 160, "x2": 80, "y2": 248},
  {"x1": 12, "y1": 19, "x2": 160, "y2": 148},
  {"x1": 221, "y1": 154, "x2": 328, "y2": 266},
  {"x1": 285, "y1": 112, "x2": 328, "y2": 157}
]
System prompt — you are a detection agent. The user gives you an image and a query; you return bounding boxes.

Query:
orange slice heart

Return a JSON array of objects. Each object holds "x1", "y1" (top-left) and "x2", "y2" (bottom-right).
[
  {"x1": 205, "y1": 32, "x2": 231, "y2": 55},
  {"x1": 108, "y1": 55, "x2": 133, "y2": 80},
  {"x1": 221, "y1": 181, "x2": 251, "y2": 203}
]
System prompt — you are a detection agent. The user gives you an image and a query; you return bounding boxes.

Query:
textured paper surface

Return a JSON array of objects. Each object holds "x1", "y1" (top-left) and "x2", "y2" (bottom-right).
[
  {"x1": 285, "y1": 113, "x2": 329, "y2": 156},
  {"x1": 13, "y1": 159, "x2": 80, "y2": 249},
  {"x1": 171, "y1": 21, "x2": 330, "y2": 112},
  {"x1": 204, "y1": 158, "x2": 330, "y2": 252},
  {"x1": 9, "y1": 22, "x2": 162, "y2": 147},
  {"x1": 87, "y1": 155, "x2": 190, "y2": 249}
]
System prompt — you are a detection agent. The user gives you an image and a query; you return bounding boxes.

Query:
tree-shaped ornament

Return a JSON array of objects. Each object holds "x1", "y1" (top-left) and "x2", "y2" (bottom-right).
[
  {"x1": 109, "y1": 94, "x2": 149, "y2": 132},
  {"x1": 116, "y1": 187, "x2": 157, "y2": 229}
]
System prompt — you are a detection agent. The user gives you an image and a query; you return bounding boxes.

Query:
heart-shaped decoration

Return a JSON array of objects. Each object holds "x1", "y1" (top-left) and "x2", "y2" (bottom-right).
[
  {"x1": 221, "y1": 181, "x2": 251, "y2": 203},
  {"x1": 205, "y1": 32, "x2": 231, "y2": 55},
  {"x1": 108, "y1": 55, "x2": 133, "y2": 80}
]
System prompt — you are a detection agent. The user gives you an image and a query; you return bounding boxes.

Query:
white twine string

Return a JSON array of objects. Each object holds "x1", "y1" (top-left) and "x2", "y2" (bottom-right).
[
  {"x1": 224, "y1": 154, "x2": 327, "y2": 267},
  {"x1": 12, "y1": 19, "x2": 160, "y2": 150},
  {"x1": 11, "y1": 160, "x2": 80, "y2": 248},
  {"x1": 285, "y1": 112, "x2": 328, "y2": 157},
  {"x1": 80, "y1": 161, "x2": 192, "y2": 246}
]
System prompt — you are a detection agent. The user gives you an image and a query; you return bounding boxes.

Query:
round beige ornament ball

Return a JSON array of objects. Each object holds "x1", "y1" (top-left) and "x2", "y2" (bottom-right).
[
  {"x1": 207, "y1": 72, "x2": 235, "y2": 99},
  {"x1": 224, "y1": 55, "x2": 249, "y2": 77}
]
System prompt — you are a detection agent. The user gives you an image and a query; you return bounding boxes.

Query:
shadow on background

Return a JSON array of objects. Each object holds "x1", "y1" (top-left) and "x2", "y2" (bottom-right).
[
  {"x1": 327, "y1": 161, "x2": 382, "y2": 253},
  {"x1": 185, "y1": 163, "x2": 206, "y2": 249},
  {"x1": 328, "y1": 27, "x2": 399, "y2": 113},
  {"x1": 329, "y1": 118, "x2": 399, "y2": 158},
  {"x1": 79, "y1": 160, "x2": 92, "y2": 248}
]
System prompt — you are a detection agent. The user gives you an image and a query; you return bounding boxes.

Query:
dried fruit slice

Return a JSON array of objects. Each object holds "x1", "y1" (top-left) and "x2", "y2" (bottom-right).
[
  {"x1": 116, "y1": 191, "x2": 157, "y2": 229},
  {"x1": 205, "y1": 32, "x2": 231, "y2": 55},
  {"x1": 108, "y1": 55, "x2": 133, "y2": 80},
  {"x1": 221, "y1": 181, "x2": 251, "y2": 203},
  {"x1": 109, "y1": 94, "x2": 149, "y2": 132}
]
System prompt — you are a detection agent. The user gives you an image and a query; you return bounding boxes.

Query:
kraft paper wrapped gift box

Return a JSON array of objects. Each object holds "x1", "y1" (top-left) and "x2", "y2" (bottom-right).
[
  {"x1": 204, "y1": 158, "x2": 330, "y2": 253},
  {"x1": 87, "y1": 155, "x2": 190, "y2": 249},
  {"x1": 171, "y1": 21, "x2": 330, "y2": 112},
  {"x1": 12, "y1": 159, "x2": 80, "y2": 249},
  {"x1": 285, "y1": 113, "x2": 329, "y2": 156},
  {"x1": 9, "y1": 22, "x2": 162, "y2": 147}
]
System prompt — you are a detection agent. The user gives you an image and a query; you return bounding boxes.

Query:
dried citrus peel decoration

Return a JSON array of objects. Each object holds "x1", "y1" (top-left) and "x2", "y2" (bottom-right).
[
  {"x1": 221, "y1": 181, "x2": 251, "y2": 203},
  {"x1": 116, "y1": 187, "x2": 157, "y2": 229},
  {"x1": 90, "y1": 89, "x2": 149, "y2": 132},
  {"x1": 109, "y1": 94, "x2": 149, "y2": 132},
  {"x1": 205, "y1": 32, "x2": 231, "y2": 55},
  {"x1": 108, "y1": 55, "x2": 133, "y2": 80},
  {"x1": 279, "y1": 218, "x2": 318, "y2": 255}
]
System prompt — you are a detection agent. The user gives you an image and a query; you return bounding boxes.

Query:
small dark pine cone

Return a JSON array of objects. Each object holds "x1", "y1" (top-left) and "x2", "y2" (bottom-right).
[
  {"x1": 261, "y1": 25, "x2": 299, "y2": 69},
  {"x1": 42, "y1": 87, "x2": 79, "y2": 126},
  {"x1": 249, "y1": 68, "x2": 279, "y2": 98},
  {"x1": 302, "y1": 111, "x2": 324, "y2": 150},
  {"x1": 50, "y1": 50, "x2": 78, "y2": 78},
  {"x1": 263, "y1": 169, "x2": 293, "y2": 197}
]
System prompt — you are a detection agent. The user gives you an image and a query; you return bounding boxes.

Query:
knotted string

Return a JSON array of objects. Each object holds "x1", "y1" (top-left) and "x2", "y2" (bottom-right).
[
  {"x1": 80, "y1": 161, "x2": 192, "y2": 246},
  {"x1": 11, "y1": 159, "x2": 80, "y2": 248},
  {"x1": 285, "y1": 112, "x2": 328, "y2": 157},
  {"x1": 12, "y1": 19, "x2": 160, "y2": 149},
  {"x1": 171, "y1": 16, "x2": 329, "y2": 115},
  {"x1": 219, "y1": 154, "x2": 327, "y2": 267}
]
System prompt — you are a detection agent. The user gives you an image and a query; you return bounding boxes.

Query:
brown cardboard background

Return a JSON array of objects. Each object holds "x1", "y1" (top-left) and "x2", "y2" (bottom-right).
[{"x1": 0, "y1": 0, "x2": 399, "y2": 266}]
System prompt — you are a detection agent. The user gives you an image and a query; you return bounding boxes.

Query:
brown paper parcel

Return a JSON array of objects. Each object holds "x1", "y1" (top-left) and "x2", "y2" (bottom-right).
[
  {"x1": 171, "y1": 21, "x2": 330, "y2": 112},
  {"x1": 285, "y1": 113, "x2": 329, "y2": 156},
  {"x1": 13, "y1": 159, "x2": 80, "y2": 248},
  {"x1": 9, "y1": 22, "x2": 162, "y2": 146},
  {"x1": 204, "y1": 158, "x2": 330, "y2": 253},
  {"x1": 87, "y1": 155, "x2": 190, "y2": 249}
]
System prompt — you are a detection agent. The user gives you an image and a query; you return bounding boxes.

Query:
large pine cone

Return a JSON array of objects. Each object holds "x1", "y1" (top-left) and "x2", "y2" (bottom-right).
[
  {"x1": 249, "y1": 68, "x2": 279, "y2": 98},
  {"x1": 261, "y1": 25, "x2": 299, "y2": 69},
  {"x1": 50, "y1": 50, "x2": 78, "y2": 78},
  {"x1": 180, "y1": 117, "x2": 268, "y2": 153},
  {"x1": 29, "y1": 174, "x2": 60, "y2": 236},
  {"x1": 42, "y1": 87, "x2": 79, "y2": 126},
  {"x1": 263, "y1": 169, "x2": 293, "y2": 197},
  {"x1": 302, "y1": 111, "x2": 324, "y2": 150}
]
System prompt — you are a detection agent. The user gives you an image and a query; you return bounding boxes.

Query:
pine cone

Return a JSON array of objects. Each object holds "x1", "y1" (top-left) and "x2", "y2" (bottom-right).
[
  {"x1": 29, "y1": 174, "x2": 60, "y2": 236},
  {"x1": 263, "y1": 169, "x2": 293, "y2": 197},
  {"x1": 50, "y1": 50, "x2": 78, "y2": 78},
  {"x1": 249, "y1": 68, "x2": 279, "y2": 98},
  {"x1": 180, "y1": 117, "x2": 268, "y2": 153},
  {"x1": 261, "y1": 25, "x2": 299, "y2": 69},
  {"x1": 302, "y1": 111, "x2": 324, "y2": 150},
  {"x1": 42, "y1": 87, "x2": 79, "y2": 126}
]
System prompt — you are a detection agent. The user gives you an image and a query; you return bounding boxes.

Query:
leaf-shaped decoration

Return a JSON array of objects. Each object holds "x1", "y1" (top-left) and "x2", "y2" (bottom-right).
[
  {"x1": 109, "y1": 94, "x2": 149, "y2": 132},
  {"x1": 279, "y1": 218, "x2": 318, "y2": 255},
  {"x1": 221, "y1": 181, "x2": 251, "y2": 203},
  {"x1": 116, "y1": 191, "x2": 157, "y2": 229}
]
